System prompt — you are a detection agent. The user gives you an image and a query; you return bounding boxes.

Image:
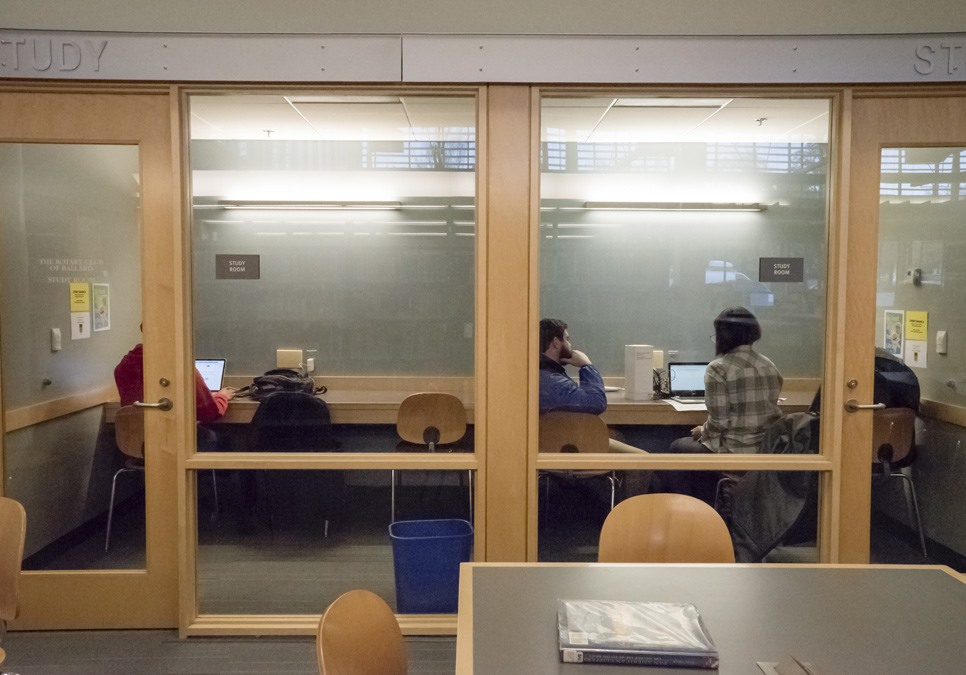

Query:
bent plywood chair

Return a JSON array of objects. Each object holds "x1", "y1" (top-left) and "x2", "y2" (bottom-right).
[
  {"x1": 106, "y1": 405, "x2": 146, "y2": 552},
  {"x1": 872, "y1": 407, "x2": 927, "y2": 558},
  {"x1": 317, "y1": 589, "x2": 407, "y2": 675},
  {"x1": 394, "y1": 393, "x2": 470, "y2": 522},
  {"x1": 598, "y1": 493, "x2": 735, "y2": 563},
  {"x1": 0, "y1": 497, "x2": 26, "y2": 666},
  {"x1": 539, "y1": 412, "x2": 620, "y2": 511}
]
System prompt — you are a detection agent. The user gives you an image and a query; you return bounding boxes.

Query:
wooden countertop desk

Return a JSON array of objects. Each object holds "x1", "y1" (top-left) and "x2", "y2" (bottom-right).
[{"x1": 102, "y1": 389, "x2": 814, "y2": 426}]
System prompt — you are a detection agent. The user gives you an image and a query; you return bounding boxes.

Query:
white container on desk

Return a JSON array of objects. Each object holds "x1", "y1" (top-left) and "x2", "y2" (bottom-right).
[{"x1": 624, "y1": 345, "x2": 655, "y2": 401}]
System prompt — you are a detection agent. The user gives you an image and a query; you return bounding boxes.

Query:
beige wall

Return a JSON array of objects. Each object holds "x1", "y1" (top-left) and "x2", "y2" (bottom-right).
[{"x1": 3, "y1": 0, "x2": 965, "y2": 36}]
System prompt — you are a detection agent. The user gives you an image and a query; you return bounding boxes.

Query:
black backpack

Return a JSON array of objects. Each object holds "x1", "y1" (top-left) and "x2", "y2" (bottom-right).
[{"x1": 246, "y1": 368, "x2": 326, "y2": 401}]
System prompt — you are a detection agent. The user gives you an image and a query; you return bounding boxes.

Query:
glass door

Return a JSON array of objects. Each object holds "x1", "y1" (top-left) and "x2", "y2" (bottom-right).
[
  {"x1": 0, "y1": 91, "x2": 180, "y2": 628},
  {"x1": 840, "y1": 92, "x2": 966, "y2": 563}
]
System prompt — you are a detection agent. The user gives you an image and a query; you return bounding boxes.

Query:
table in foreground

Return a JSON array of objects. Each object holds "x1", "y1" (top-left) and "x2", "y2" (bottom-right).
[{"x1": 456, "y1": 563, "x2": 966, "y2": 675}]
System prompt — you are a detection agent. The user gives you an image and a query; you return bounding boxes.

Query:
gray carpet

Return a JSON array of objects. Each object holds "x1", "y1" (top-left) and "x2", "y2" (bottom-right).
[{"x1": 2, "y1": 631, "x2": 455, "y2": 674}]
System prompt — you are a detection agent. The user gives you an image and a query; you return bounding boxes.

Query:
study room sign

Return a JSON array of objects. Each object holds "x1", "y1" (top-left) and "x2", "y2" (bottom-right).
[
  {"x1": 216, "y1": 254, "x2": 260, "y2": 280},
  {"x1": 759, "y1": 257, "x2": 804, "y2": 283}
]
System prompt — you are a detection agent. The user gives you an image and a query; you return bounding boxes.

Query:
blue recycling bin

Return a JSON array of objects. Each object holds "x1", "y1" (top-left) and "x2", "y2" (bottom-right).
[{"x1": 389, "y1": 519, "x2": 473, "y2": 614}]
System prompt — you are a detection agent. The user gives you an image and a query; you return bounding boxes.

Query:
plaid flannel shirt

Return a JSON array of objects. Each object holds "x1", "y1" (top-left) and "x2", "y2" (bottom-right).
[{"x1": 700, "y1": 344, "x2": 783, "y2": 453}]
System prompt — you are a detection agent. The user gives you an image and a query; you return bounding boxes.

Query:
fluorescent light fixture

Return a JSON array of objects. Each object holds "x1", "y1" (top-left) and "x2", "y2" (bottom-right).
[
  {"x1": 582, "y1": 201, "x2": 767, "y2": 212},
  {"x1": 384, "y1": 232, "x2": 448, "y2": 237},
  {"x1": 212, "y1": 200, "x2": 473, "y2": 211},
  {"x1": 614, "y1": 98, "x2": 732, "y2": 108},
  {"x1": 286, "y1": 95, "x2": 401, "y2": 104},
  {"x1": 218, "y1": 200, "x2": 402, "y2": 211}
]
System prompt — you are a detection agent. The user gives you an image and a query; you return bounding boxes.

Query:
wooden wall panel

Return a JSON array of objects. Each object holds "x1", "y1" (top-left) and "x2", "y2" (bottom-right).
[{"x1": 482, "y1": 86, "x2": 532, "y2": 561}]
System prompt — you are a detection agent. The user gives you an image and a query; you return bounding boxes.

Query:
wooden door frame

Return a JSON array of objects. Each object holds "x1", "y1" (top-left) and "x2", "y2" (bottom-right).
[
  {"x1": 838, "y1": 86, "x2": 966, "y2": 562},
  {"x1": 0, "y1": 85, "x2": 181, "y2": 628},
  {"x1": 526, "y1": 85, "x2": 846, "y2": 564}
]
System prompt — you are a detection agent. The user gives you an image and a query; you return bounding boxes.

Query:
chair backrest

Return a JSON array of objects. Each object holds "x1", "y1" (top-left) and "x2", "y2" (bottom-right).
[
  {"x1": 872, "y1": 407, "x2": 916, "y2": 465},
  {"x1": 538, "y1": 412, "x2": 609, "y2": 454},
  {"x1": 397, "y1": 393, "x2": 466, "y2": 446},
  {"x1": 317, "y1": 589, "x2": 407, "y2": 675},
  {"x1": 598, "y1": 493, "x2": 735, "y2": 563},
  {"x1": 0, "y1": 497, "x2": 27, "y2": 623},
  {"x1": 114, "y1": 405, "x2": 145, "y2": 459},
  {"x1": 250, "y1": 391, "x2": 334, "y2": 451}
]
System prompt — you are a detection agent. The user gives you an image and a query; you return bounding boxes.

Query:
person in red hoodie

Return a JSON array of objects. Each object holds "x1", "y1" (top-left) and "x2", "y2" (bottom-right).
[{"x1": 114, "y1": 342, "x2": 235, "y2": 424}]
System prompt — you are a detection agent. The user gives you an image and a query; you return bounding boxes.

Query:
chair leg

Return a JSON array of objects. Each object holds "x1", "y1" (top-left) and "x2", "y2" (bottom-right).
[
  {"x1": 607, "y1": 473, "x2": 618, "y2": 511},
  {"x1": 211, "y1": 469, "x2": 220, "y2": 517},
  {"x1": 105, "y1": 467, "x2": 139, "y2": 553},
  {"x1": 391, "y1": 468, "x2": 397, "y2": 523},
  {"x1": 892, "y1": 472, "x2": 928, "y2": 558}
]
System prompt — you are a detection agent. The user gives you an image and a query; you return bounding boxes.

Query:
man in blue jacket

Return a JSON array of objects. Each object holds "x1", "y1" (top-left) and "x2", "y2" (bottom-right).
[{"x1": 538, "y1": 318, "x2": 607, "y2": 415}]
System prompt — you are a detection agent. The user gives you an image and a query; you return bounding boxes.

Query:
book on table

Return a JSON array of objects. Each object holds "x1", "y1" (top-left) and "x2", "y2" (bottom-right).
[{"x1": 557, "y1": 599, "x2": 719, "y2": 669}]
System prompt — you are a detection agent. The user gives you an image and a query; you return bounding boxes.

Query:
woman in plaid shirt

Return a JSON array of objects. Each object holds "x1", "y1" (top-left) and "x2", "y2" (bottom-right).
[{"x1": 665, "y1": 307, "x2": 783, "y2": 502}]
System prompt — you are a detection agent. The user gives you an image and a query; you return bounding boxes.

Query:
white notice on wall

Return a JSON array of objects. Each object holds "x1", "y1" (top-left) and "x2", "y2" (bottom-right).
[
  {"x1": 71, "y1": 311, "x2": 91, "y2": 340},
  {"x1": 905, "y1": 340, "x2": 927, "y2": 368}
]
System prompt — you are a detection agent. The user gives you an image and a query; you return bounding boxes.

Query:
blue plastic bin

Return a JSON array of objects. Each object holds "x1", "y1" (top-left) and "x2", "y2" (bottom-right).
[{"x1": 389, "y1": 519, "x2": 473, "y2": 614}]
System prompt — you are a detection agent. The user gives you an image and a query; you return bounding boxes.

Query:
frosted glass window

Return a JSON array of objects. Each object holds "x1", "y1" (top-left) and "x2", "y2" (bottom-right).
[
  {"x1": 539, "y1": 97, "x2": 830, "y2": 380},
  {"x1": 189, "y1": 95, "x2": 477, "y2": 377},
  {"x1": 0, "y1": 143, "x2": 144, "y2": 569},
  {"x1": 877, "y1": 147, "x2": 966, "y2": 404}
]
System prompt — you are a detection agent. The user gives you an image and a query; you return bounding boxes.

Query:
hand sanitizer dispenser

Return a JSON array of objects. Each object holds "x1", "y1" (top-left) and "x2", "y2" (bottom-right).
[{"x1": 624, "y1": 345, "x2": 655, "y2": 401}]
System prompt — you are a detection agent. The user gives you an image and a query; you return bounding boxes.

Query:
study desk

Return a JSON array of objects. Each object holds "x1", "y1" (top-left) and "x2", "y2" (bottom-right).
[
  {"x1": 103, "y1": 389, "x2": 812, "y2": 426},
  {"x1": 457, "y1": 563, "x2": 966, "y2": 675},
  {"x1": 101, "y1": 389, "x2": 812, "y2": 426}
]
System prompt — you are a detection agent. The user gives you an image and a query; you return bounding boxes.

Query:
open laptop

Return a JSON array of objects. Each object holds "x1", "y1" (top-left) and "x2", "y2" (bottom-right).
[
  {"x1": 668, "y1": 362, "x2": 708, "y2": 404},
  {"x1": 195, "y1": 358, "x2": 227, "y2": 391}
]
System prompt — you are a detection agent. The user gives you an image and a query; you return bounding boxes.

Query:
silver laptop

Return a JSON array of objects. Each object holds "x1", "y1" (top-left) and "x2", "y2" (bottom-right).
[
  {"x1": 668, "y1": 362, "x2": 708, "y2": 404},
  {"x1": 195, "y1": 358, "x2": 227, "y2": 391}
]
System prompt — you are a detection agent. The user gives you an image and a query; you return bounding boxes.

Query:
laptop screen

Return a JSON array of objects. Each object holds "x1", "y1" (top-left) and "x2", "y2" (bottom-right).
[
  {"x1": 668, "y1": 362, "x2": 708, "y2": 397},
  {"x1": 195, "y1": 359, "x2": 227, "y2": 391}
]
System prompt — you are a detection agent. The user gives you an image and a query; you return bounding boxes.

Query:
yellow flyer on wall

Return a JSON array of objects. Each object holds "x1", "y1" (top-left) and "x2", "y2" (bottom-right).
[
  {"x1": 905, "y1": 311, "x2": 927, "y2": 340},
  {"x1": 69, "y1": 282, "x2": 90, "y2": 312},
  {"x1": 904, "y1": 311, "x2": 928, "y2": 368}
]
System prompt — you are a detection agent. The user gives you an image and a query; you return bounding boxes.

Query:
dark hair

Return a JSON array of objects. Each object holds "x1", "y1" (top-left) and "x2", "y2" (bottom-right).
[
  {"x1": 714, "y1": 307, "x2": 761, "y2": 355},
  {"x1": 539, "y1": 318, "x2": 567, "y2": 353}
]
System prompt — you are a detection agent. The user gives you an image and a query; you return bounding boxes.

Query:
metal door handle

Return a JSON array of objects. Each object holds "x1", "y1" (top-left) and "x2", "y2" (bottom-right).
[
  {"x1": 844, "y1": 399, "x2": 886, "y2": 413},
  {"x1": 133, "y1": 398, "x2": 173, "y2": 411}
]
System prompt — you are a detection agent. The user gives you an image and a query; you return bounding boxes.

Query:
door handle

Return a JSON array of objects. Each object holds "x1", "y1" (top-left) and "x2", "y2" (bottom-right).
[
  {"x1": 133, "y1": 398, "x2": 173, "y2": 411},
  {"x1": 844, "y1": 399, "x2": 886, "y2": 413}
]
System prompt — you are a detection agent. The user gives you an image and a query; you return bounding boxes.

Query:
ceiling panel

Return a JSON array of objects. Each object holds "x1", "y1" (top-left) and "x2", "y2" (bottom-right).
[
  {"x1": 190, "y1": 96, "x2": 316, "y2": 140},
  {"x1": 541, "y1": 97, "x2": 830, "y2": 144},
  {"x1": 189, "y1": 94, "x2": 478, "y2": 142}
]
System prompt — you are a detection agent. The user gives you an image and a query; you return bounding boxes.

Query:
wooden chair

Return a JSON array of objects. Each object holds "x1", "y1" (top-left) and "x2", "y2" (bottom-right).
[
  {"x1": 0, "y1": 497, "x2": 26, "y2": 666},
  {"x1": 539, "y1": 412, "x2": 620, "y2": 511},
  {"x1": 598, "y1": 493, "x2": 735, "y2": 563},
  {"x1": 317, "y1": 589, "x2": 407, "y2": 675},
  {"x1": 872, "y1": 407, "x2": 927, "y2": 557},
  {"x1": 107, "y1": 406, "x2": 222, "y2": 551},
  {"x1": 105, "y1": 405, "x2": 146, "y2": 552},
  {"x1": 393, "y1": 393, "x2": 470, "y2": 523}
]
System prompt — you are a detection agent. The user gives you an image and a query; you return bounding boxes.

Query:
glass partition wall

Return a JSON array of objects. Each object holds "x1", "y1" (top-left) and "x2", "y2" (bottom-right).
[
  {"x1": 537, "y1": 95, "x2": 831, "y2": 562},
  {"x1": 186, "y1": 92, "x2": 477, "y2": 623},
  {"x1": 872, "y1": 147, "x2": 966, "y2": 565},
  {"x1": 1, "y1": 144, "x2": 144, "y2": 571}
]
